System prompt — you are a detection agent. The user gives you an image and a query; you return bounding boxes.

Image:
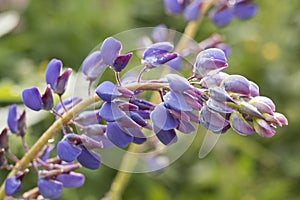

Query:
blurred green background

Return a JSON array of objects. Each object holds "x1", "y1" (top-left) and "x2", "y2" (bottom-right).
[{"x1": 0, "y1": 0, "x2": 299, "y2": 199}]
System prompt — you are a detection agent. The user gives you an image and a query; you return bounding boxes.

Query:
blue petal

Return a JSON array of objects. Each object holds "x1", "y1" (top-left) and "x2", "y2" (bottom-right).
[
  {"x1": 164, "y1": 91, "x2": 193, "y2": 112},
  {"x1": 46, "y1": 58, "x2": 62, "y2": 89},
  {"x1": 152, "y1": 24, "x2": 168, "y2": 42},
  {"x1": 129, "y1": 111, "x2": 148, "y2": 127},
  {"x1": 22, "y1": 87, "x2": 43, "y2": 111},
  {"x1": 150, "y1": 103, "x2": 178, "y2": 130},
  {"x1": 112, "y1": 53, "x2": 132, "y2": 72},
  {"x1": 77, "y1": 148, "x2": 101, "y2": 170},
  {"x1": 194, "y1": 48, "x2": 228, "y2": 77},
  {"x1": 230, "y1": 112, "x2": 255, "y2": 136},
  {"x1": 165, "y1": 74, "x2": 192, "y2": 92},
  {"x1": 221, "y1": 75, "x2": 250, "y2": 96},
  {"x1": 56, "y1": 172, "x2": 85, "y2": 188},
  {"x1": 106, "y1": 122, "x2": 133, "y2": 148},
  {"x1": 199, "y1": 106, "x2": 230, "y2": 133},
  {"x1": 99, "y1": 102, "x2": 125, "y2": 122},
  {"x1": 57, "y1": 139, "x2": 82, "y2": 162},
  {"x1": 124, "y1": 127, "x2": 147, "y2": 144},
  {"x1": 177, "y1": 120, "x2": 195, "y2": 134},
  {"x1": 5, "y1": 176, "x2": 22, "y2": 196},
  {"x1": 96, "y1": 81, "x2": 122, "y2": 102},
  {"x1": 143, "y1": 42, "x2": 174, "y2": 59},
  {"x1": 100, "y1": 37, "x2": 122, "y2": 66},
  {"x1": 164, "y1": 0, "x2": 184, "y2": 14},
  {"x1": 211, "y1": 6, "x2": 234, "y2": 28},
  {"x1": 7, "y1": 104, "x2": 18, "y2": 133},
  {"x1": 82, "y1": 51, "x2": 106, "y2": 81},
  {"x1": 234, "y1": 3, "x2": 257, "y2": 20},
  {"x1": 184, "y1": 0, "x2": 202, "y2": 21},
  {"x1": 38, "y1": 179, "x2": 63, "y2": 199},
  {"x1": 154, "y1": 126, "x2": 178, "y2": 145},
  {"x1": 168, "y1": 57, "x2": 183, "y2": 70}
]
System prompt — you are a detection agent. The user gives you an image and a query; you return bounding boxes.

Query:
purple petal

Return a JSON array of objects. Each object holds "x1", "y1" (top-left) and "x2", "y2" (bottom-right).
[
  {"x1": 135, "y1": 110, "x2": 151, "y2": 119},
  {"x1": 41, "y1": 86, "x2": 54, "y2": 110},
  {"x1": 234, "y1": 2, "x2": 258, "y2": 20},
  {"x1": 239, "y1": 101, "x2": 264, "y2": 119},
  {"x1": 184, "y1": 0, "x2": 202, "y2": 21},
  {"x1": 211, "y1": 6, "x2": 234, "y2": 28},
  {"x1": 129, "y1": 111, "x2": 149, "y2": 127},
  {"x1": 249, "y1": 81, "x2": 260, "y2": 97},
  {"x1": 209, "y1": 87, "x2": 235, "y2": 103},
  {"x1": 82, "y1": 51, "x2": 106, "y2": 81},
  {"x1": 201, "y1": 72, "x2": 229, "y2": 88},
  {"x1": 251, "y1": 96, "x2": 275, "y2": 112},
  {"x1": 54, "y1": 68, "x2": 72, "y2": 95},
  {"x1": 177, "y1": 120, "x2": 196, "y2": 134},
  {"x1": 253, "y1": 118, "x2": 276, "y2": 138},
  {"x1": 116, "y1": 114, "x2": 141, "y2": 129},
  {"x1": 124, "y1": 127, "x2": 147, "y2": 144},
  {"x1": 7, "y1": 104, "x2": 18, "y2": 133},
  {"x1": 112, "y1": 53, "x2": 133, "y2": 72},
  {"x1": 56, "y1": 172, "x2": 85, "y2": 188},
  {"x1": 164, "y1": 91, "x2": 192, "y2": 112},
  {"x1": 55, "y1": 97, "x2": 82, "y2": 115},
  {"x1": 230, "y1": 112, "x2": 255, "y2": 135},
  {"x1": 96, "y1": 81, "x2": 122, "y2": 102},
  {"x1": 165, "y1": 74, "x2": 192, "y2": 92},
  {"x1": 100, "y1": 37, "x2": 122, "y2": 66},
  {"x1": 168, "y1": 56, "x2": 183, "y2": 70},
  {"x1": 164, "y1": 0, "x2": 184, "y2": 14},
  {"x1": 154, "y1": 126, "x2": 178, "y2": 145},
  {"x1": 99, "y1": 102, "x2": 125, "y2": 122},
  {"x1": 22, "y1": 87, "x2": 43, "y2": 111},
  {"x1": 46, "y1": 59, "x2": 62, "y2": 89},
  {"x1": 150, "y1": 103, "x2": 178, "y2": 130},
  {"x1": 117, "y1": 87, "x2": 135, "y2": 99},
  {"x1": 5, "y1": 176, "x2": 22, "y2": 196},
  {"x1": 77, "y1": 148, "x2": 101, "y2": 170},
  {"x1": 57, "y1": 139, "x2": 82, "y2": 162},
  {"x1": 194, "y1": 48, "x2": 228, "y2": 77},
  {"x1": 74, "y1": 110, "x2": 101, "y2": 126},
  {"x1": 221, "y1": 75, "x2": 251, "y2": 96},
  {"x1": 106, "y1": 122, "x2": 133, "y2": 148},
  {"x1": 199, "y1": 106, "x2": 230, "y2": 133},
  {"x1": 207, "y1": 98, "x2": 234, "y2": 114},
  {"x1": 249, "y1": 99, "x2": 273, "y2": 115},
  {"x1": 152, "y1": 24, "x2": 168, "y2": 42},
  {"x1": 130, "y1": 98, "x2": 155, "y2": 110},
  {"x1": 38, "y1": 179, "x2": 63, "y2": 199},
  {"x1": 274, "y1": 112, "x2": 288, "y2": 126},
  {"x1": 143, "y1": 42, "x2": 174, "y2": 59}
]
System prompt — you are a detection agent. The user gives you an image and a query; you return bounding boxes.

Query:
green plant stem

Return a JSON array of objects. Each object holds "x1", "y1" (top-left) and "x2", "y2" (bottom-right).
[{"x1": 102, "y1": 144, "x2": 141, "y2": 200}]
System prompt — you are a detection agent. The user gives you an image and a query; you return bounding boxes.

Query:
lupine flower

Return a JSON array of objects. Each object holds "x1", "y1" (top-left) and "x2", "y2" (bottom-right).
[
  {"x1": 56, "y1": 172, "x2": 85, "y2": 188},
  {"x1": 221, "y1": 75, "x2": 251, "y2": 96},
  {"x1": 194, "y1": 48, "x2": 228, "y2": 78},
  {"x1": 7, "y1": 104, "x2": 26, "y2": 136},
  {"x1": 46, "y1": 58, "x2": 72, "y2": 96},
  {"x1": 230, "y1": 112, "x2": 255, "y2": 135},
  {"x1": 164, "y1": 0, "x2": 202, "y2": 22},
  {"x1": 106, "y1": 122, "x2": 134, "y2": 148},
  {"x1": 22, "y1": 86, "x2": 53, "y2": 111},
  {"x1": 100, "y1": 37, "x2": 132, "y2": 72},
  {"x1": 210, "y1": 0, "x2": 258, "y2": 28},
  {"x1": 57, "y1": 134, "x2": 102, "y2": 169},
  {"x1": 38, "y1": 178, "x2": 63, "y2": 199},
  {"x1": 82, "y1": 51, "x2": 106, "y2": 82},
  {"x1": 142, "y1": 42, "x2": 178, "y2": 68},
  {"x1": 96, "y1": 81, "x2": 122, "y2": 102},
  {"x1": 55, "y1": 97, "x2": 82, "y2": 115},
  {"x1": 5, "y1": 175, "x2": 22, "y2": 196}
]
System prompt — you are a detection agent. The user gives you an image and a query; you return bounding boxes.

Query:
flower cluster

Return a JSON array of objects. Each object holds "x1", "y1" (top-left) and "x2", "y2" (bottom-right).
[
  {"x1": 0, "y1": 2, "x2": 288, "y2": 198},
  {"x1": 164, "y1": 0, "x2": 257, "y2": 28}
]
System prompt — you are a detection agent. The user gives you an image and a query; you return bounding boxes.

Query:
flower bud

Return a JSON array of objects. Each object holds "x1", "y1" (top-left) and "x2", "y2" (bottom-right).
[
  {"x1": 230, "y1": 112, "x2": 255, "y2": 135},
  {"x1": 100, "y1": 37, "x2": 122, "y2": 66},
  {"x1": 96, "y1": 81, "x2": 122, "y2": 102},
  {"x1": 22, "y1": 86, "x2": 54, "y2": 111},
  {"x1": 82, "y1": 51, "x2": 106, "y2": 81},
  {"x1": 194, "y1": 48, "x2": 228, "y2": 78},
  {"x1": 253, "y1": 118, "x2": 276, "y2": 138}
]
